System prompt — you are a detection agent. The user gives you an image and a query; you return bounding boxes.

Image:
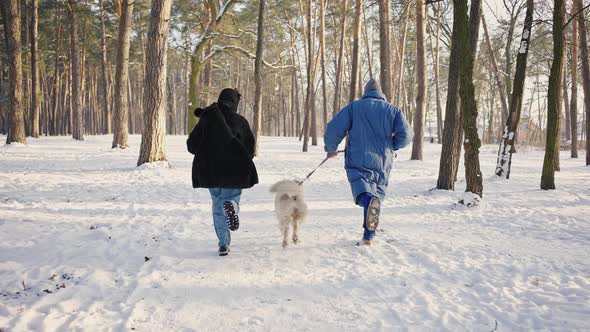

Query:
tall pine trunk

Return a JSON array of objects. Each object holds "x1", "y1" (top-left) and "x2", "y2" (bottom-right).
[
  {"x1": 137, "y1": 0, "x2": 172, "y2": 166},
  {"x1": 434, "y1": 3, "x2": 443, "y2": 143},
  {"x1": 99, "y1": 0, "x2": 110, "y2": 134},
  {"x1": 310, "y1": 1, "x2": 318, "y2": 147},
  {"x1": 411, "y1": 0, "x2": 427, "y2": 160},
  {"x1": 30, "y1": 0, "x2": 40, "y2": 138},
  {"x1": 252, "y1": 0, "x2": 265, "y2": 155},
  {"x1": 68, "y1": 0, "x2": 83, "y2": 141},
  {"x1": 541, "y1": 0, "x2": 565, "y2": 189},
  {"x1": 332, "y1": 0, "x2": 348, "y2": 116},
  {"x1": 570, "y1": 0, "x2": 578, "y2": 158},
  {"x1": 319, "y1": 0, "x2": 328, "y2": 130},
  {"x1": 302, "y1": 0, "x2": 313, "y2": 152},
  {"x1": 1, "y1": 0, "x2": 26, "y2": 144},
  {"x1": 437, "y1": 2, "x2": 463, "y2": 190},
  {"x1": 494, "y1": 0, "x2": 533, "y2": 179},
  {"x1": 574, "y1": 0, "x2": 590, "y2": 165},
  {"x1": 563, "y1": 64, "x2": 571, "y2": 142},
  {"x1": 481, "y1": 14, "x2": 509, "y2": 126},
  {"x1": 112, "y1": 0, "x2": 133, "y2": 148},
  {"x1": 456, "y1": 0, "x2": 483, "y2": 197},
  {"x1": 452, "y1": 0, "x2": 482, "y2": 181},
  {"x1": 0, "y1": 48, "x2": 4, "y2": 134},
  {"x1": 349, "y1": 0, "x2": 363, "y2": 102},
  {"x1": 395, "y1": 9, "x2": 409, "y2": 106},
  {"x1": 378, "y1": 0, "x2": 392, "y2": 101}
]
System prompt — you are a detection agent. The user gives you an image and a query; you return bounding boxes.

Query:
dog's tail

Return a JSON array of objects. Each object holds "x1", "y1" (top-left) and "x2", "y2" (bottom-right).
[{"x1": 270, "y1": 180, "x2": 302, "y2": 194}]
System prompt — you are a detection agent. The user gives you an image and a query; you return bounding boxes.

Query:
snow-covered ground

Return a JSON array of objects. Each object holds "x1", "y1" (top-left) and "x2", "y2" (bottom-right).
[{"x1": 1, "y1": 135, "x2": 589, "y2": 331}]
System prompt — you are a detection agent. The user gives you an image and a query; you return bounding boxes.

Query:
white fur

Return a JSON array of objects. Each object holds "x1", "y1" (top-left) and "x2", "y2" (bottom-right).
[{"x1": 269, "y1": 180, "x2": 308, "y2": 247}]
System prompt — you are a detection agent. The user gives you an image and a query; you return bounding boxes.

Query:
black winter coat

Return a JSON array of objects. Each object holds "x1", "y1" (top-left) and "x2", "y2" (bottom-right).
[{"x1": 186, "y1": 103, "x2": 258, "y2": 189}]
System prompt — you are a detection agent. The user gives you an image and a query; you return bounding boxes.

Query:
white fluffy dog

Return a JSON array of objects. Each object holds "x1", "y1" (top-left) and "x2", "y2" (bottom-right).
[{"x1": 269, "y1": 180, "x2": 308, "y2": 247}]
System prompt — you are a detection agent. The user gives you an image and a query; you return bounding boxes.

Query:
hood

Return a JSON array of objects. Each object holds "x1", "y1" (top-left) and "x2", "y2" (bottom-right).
[
  {"x1": 217, "y1": 88, "x2": 241, "y2": 113},
  {"x1": 362, "y1": 90, "x2": 387, "y2": 101},
  {"x1": 363, "y1": 78, "x2": 381, "y2": 95}
]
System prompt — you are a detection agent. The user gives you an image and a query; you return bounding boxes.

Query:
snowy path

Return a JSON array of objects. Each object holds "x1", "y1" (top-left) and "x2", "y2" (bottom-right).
[{"x1": 1, "y1": 135, "x2": 589, "y2": 331}]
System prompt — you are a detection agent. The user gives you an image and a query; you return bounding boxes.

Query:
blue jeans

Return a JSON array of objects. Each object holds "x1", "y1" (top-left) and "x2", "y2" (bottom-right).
[
  {"x1": 208, "y1": 188, "x2": 242, "y2": 247},
  {"x1": 356, "y1": 192, "x2": 378, "y2": 241}
]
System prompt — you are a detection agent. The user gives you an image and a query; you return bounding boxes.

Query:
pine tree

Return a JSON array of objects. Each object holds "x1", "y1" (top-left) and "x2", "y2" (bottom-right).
[
  {"x1": 112, "y1": 0, "x2": 134, "y2": 149},
  {"x1": 252, "y1": 0, "x2": 266, "y2": 155},
  {"x1": 1, "y1": 0, "x2": 26, "y2": 144},
  {"x1": 137, "y1": 0, "x2": 173, "y2": 166},
  {"x1": 541, "y1": 0, "x2": 565, "y2": 189}
]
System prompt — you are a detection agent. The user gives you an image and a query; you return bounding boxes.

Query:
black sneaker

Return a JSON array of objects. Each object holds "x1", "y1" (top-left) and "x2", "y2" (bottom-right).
[
  {"x1": 365, "y1": 197, "x2": 381, "y2": 231},
  {"x1": 223, "y1": 201, "x2": 240, "y2": 231},
  {"x1": 218, "y1": 245, "x2": 229, "y2": 256}
]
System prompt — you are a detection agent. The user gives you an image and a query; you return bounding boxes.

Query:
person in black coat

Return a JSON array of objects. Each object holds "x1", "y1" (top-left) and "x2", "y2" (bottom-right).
[{"x1": 187, "y1": 88, "x2": 258, "y2": 256}]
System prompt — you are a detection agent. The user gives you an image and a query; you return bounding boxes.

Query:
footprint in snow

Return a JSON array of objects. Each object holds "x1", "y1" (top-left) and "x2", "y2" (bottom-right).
[{"x1": 242, "y1": 316, "x2": 264, "y2": 326}]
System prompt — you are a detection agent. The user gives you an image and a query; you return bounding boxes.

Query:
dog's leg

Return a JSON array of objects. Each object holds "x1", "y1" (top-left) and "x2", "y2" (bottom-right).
[
  {"x1": 282, "y1": 221, "x2": 289, "y2": 248},
  {"x1": 292, "y1": 219, "x2": 299, "y2": 244}
]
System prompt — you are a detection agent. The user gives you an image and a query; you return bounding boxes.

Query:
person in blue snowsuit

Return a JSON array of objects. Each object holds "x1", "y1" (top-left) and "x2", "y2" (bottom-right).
[{"x1": 324, "y1": 79, "x2": 412, "y2": 245}]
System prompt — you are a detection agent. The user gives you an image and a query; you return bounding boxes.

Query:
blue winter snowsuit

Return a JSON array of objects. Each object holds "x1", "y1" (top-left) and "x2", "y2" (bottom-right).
[{"x1": 324, "y1": 90, "x2": 412, "y2": 203}]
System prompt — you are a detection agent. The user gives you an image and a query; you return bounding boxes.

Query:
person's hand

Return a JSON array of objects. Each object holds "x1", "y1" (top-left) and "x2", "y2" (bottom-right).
[{"x1": 327, "y1": 151, "x2": 338, "y2": 159}]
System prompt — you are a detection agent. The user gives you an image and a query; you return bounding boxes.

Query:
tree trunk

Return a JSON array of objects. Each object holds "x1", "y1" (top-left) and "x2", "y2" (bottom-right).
[
  {"x1": 395, "y1": 9, "x2": 409, "y2": 106},
  {"x1": 411, "y1": 0, "x2": 427, "y2": 160},
  {"x1": 349, "y1": 0, "x2": 363, "y2": 102},
  {"x1": 51, "y1": 8, "x2": 62, "y2": 136},
  {"x1": 287, "y1": 21, "x2": 299, "y2": 137},
  {"x1": 310, "y1": 0, "x2": 318, "y2": 147},
  {"x1": 495, "y1": 0, "x2": 533, "y2": 179},
  {"x1": 504, "y1": 6, "x2": 520, "y2": 113},
  {"x1": 455, "y1": 0, "x2": 483, "y2": 197},
  {"x1": 112, "y1": 0, "x2": 133, "y2": 148},
  {"x1": 570, "y1": 0, "x2": 578, "y2": 158},
  {"x1": 203, "y1": 43, "x2": 213, "y2": 106},
  {"x1": 450, "y1": 0, "x2": 481, "y2": 181},
  {"x1": 137, "y1": 0, "x2": 172, "y2": 166},
  {"x1": 186, "y1": 1, "x2": 236, "y2": 132},
  {"x1": 0, "y1": 52, "x2": 4, "y2": 134},
  {"x1": 362, "y1": 8, "x2": 373, "y2": 80},
  {"x1": 481, "y1": 14, "x2": 509, "y2": 125},
  {"x1": 563, "y1": 63, "x2": 571, "y2": 142},
  {"x1": 30, "y1": 0, "x2": 40, "y2": 138},
  {"x1": 252, "y1": 0, "x2": 265, "y2": 154},
  {"x1": 22, "y1": 0, "x2": 30, "y2": 137},
  {"x1": 437, "y1": 2, "x2": 464, "y2": 190},
  {"x1": 332, "y1": 0, "x2": 348, "y2": 116},
  {"x1": 99, "y1": 0, "x2": 111, "y2": 134},
  {"x1": 1, "y1": 0, "x2": 26, "y2": 144},
  {"x1": 319, "y1": 0, "x2": 328, "y2": 131},
  {"x1": 290, "y1": 70, "x2": 296, "y2": 136},
  {"x1": 487, "y1": 99, "x2": 494, "y2": 143},
  {"x1": 541, "y1": 0, "x2": 565, "y2": 189},
  {"x1": 67, "y1": 0, "x2": 83, "y2": 141},
  {"x1": 378, "y1": 0, "x2": 393, "y2": 101},
  {"x1": 169, "y1": 77, "x2": 177, "y2": 135},
  {"x1": 302, "y1": 0, "x2": 313, "y2": 152},
  {"x1": 434, "y1": 3, "x2": 443, "y2": 144},
  {"x1": 575, "y1": 0, "x2": 590, "y2": 165}
]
